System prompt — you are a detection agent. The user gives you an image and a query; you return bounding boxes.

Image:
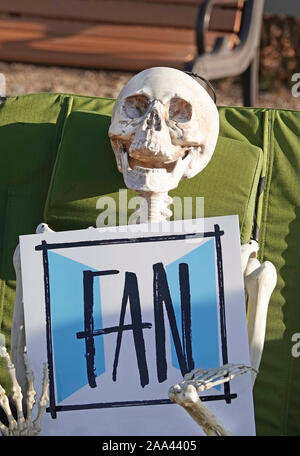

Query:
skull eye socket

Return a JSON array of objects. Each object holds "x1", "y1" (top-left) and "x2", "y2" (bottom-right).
[
  {"x1": 123, "y1": 95, "x2": 149, "y2": 119},
  {"x1": 169, "y1": 97, "x2": 192, "y2": 123}
]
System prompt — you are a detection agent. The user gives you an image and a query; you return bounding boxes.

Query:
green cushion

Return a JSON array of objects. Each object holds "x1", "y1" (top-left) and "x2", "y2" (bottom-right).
[
  {"x1": 252, "y1": 109, "x2": 300, "y2": 436},
  {"x1": 218, "y1": 107, "x2": 300, "y2": 435}
]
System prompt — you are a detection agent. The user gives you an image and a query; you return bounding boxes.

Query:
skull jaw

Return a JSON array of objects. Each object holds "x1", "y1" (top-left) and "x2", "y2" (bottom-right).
[
  {"x1": 110, "y1": 134, "x2": 207, "y2": 184},
  {"x1": 121, "y1": 151, "x2": 191, "y2": 193}
]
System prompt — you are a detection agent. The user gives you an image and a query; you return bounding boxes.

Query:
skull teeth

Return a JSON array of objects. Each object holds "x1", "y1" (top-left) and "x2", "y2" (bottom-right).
[
  {"x1": 135, "y1": 166, "x2": 167, "y2": 174},
  {"x1": 119, "y1": 145, "x2": 194, "y2": 177},
  {"x1": 132, "y1": 140, "x2": 162, "y2": 156},
  {"x1": 119, "y1": 147, "x2": 195, "y2": 193},
  {"x1": 121, "y1": 151, "x2": 167, "y2": 174}
]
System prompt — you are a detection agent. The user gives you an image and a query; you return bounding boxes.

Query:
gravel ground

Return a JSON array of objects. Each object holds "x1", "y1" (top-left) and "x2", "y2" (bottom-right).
[{"x1": 0, "y1": 61, "x2": 299, "y2": 110}]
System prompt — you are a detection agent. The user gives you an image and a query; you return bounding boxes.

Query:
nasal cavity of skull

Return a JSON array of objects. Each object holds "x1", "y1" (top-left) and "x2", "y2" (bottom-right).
[
  {"x1": 169, "y1": 97, "x2": 192, "y2": 123},
  {"x1": 146, "y1": 110, "x2": 162, "y2": 131},
  {"x1": 123, "y1": 94, "x2": 149, "y2": 119}
]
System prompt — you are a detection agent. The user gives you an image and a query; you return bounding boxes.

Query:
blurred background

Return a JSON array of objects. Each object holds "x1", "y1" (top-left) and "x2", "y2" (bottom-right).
[{"x1": 0, "y1": 0, "x2": 299, "y2": 109}]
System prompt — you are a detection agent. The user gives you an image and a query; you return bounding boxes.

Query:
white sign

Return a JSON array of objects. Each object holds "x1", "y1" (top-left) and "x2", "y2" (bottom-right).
[{"x1": 20, "y1": 216, "x2": 255, "y2": 435}]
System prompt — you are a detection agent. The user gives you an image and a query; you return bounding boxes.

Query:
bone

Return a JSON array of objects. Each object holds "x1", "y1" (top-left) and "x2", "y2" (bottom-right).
[
  {"x1": 109, "y1": 67, "x2": 219, "y2": 222},
  {"x1": 182, "y1": 363, "x2": 255, "y2": 392},
  {"x1": 244, "y1": 259, "x2": 277, "y2": 385},
  {"x1": 168, "y1": 363, "x2": 255, "y2": 436},
  {"x1": 35, "y1": 223, "x2": 54, "y2": 234},
  {"x1": 0, "y1": 348, "x2": 49, "y2": 436},
  {"x1": 11, "y1": 222, "x2": 54, "y2": 393},
  {"x1": 6, "y1": 223, "x2": 52, "y2": 435},
  {"x1": 11, "y1": 244, "x2": 27, "y2": 395},
  {"x1": 168, "y1": 383, "x2": 231, "y2": 436},
  {"x1": 0, "y1": 346, "x2": 21, "y2": 434},
  {"x1": 6, "y1": 353, "x2": 25, "y2": 430},
  {"x1": 32, "y1": 363, "x2": 49, "y2": 435},
  {"x1": 139, "y1": 191, "x2": 172, "y2": 223},
  {"x1": 24, "y1": 353, "x2": 37, "y2": 425},
  {"x1": 241, "y1": 240, "x2": 259, "y2": 274},
  {"x1": 0, "y1": 382, "x2": 15, "y2": 435}
]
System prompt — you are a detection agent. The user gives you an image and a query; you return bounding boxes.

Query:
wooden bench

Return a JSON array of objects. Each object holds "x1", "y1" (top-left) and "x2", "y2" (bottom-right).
[
  {"x1": 0, "y1": 0, "x2": 264, "y2": 105},
  {"x1": 189, "y1": 0, "x2": 265, "y2": 106}
]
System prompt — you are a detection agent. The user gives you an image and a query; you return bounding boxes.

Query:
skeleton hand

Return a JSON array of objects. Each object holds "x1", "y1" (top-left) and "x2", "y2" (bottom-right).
[
  {"x1": 168, "y1": 363, "x2": 254, "y2": 436},
  {"x1": 179, "y1": 363, "x2": 255, "y2": 392},
  {"x1": 0, "y1": 346, "x2": 49, "y2": 436},
  {"x1": 169, "y1": 383, "x2": 229, "y2": 436}
]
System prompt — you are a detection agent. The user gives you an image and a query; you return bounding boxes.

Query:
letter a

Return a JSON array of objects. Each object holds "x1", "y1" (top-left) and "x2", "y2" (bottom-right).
[{"x1": 113, "y1": 272, "x2": 149, "y2": 387}]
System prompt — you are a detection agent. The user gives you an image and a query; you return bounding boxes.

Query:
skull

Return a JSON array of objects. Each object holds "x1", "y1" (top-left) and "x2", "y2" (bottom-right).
[{"x1": 109, "y1": 67, "x2": 219, "y2": 193}]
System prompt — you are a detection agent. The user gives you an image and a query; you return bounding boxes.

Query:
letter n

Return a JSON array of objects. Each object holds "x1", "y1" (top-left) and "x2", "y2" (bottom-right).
[{"x1": 153, "y1": 262, "x2": 188, "y2": 382}]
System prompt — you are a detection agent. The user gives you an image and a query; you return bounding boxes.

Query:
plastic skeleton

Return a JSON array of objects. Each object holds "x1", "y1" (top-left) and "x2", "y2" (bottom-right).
[
  {"x1": 0, "y1": 67, "x2": 276, "y2": 436},
  {"x1": 109, "y1": 67, "x2": 277, "y2": 435}
]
